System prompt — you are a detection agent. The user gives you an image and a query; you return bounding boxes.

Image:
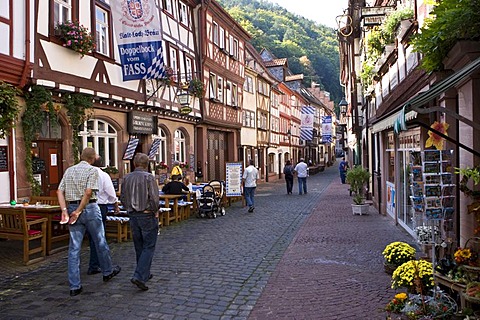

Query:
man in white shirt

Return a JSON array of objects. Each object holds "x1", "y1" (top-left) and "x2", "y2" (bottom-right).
[
  {"x1": 87, "y1": 156, "x2": 119, "y2": 275},
  {"x1": 242, "y1": 159, "x2": 259, "y2": 212},
  {"x1": 294, "y1": 158, "x2": 309, "y2": 195}
]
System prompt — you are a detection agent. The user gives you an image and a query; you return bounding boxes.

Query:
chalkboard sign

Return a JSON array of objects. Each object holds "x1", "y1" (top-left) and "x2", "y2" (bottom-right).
[
  {"x1": 0, "y1": 146, "x2": 8, "y2": 172},
  {"x1": 111, "y1": 178, "x2": 119, "y2": 192}
]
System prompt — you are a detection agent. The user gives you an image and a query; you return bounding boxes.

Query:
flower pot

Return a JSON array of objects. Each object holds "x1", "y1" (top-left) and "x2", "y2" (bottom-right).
[
  {"x1": 352, "y1": 204, "x2": 369, "y2": 215},
  {"x1": 384, "y1": 262, "x2": 398, "y2": 275}
]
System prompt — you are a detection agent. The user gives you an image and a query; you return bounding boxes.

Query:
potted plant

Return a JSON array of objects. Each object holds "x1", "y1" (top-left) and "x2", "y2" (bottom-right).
[
  {"x1": 187, "y1": 79, "x2": 205, "y2": 98},
  {"x1": 102, "y1": 166, "x2": 119, "y2": 179},
  {"x1": 382, "y1": 241, "x2": 416, "y2": 274},
  {"x1": 155, "y1": 162, "x2": 169, "y2": 174},
  {"x1": 391, "y1": 259, "x2": 435, "y2": 294},
  {"x1": 346, "y1": 165, "x2": 371, "y2": 215},
  {"x1": 54, "y1": 21, "x2": 95, "y2": 57}
]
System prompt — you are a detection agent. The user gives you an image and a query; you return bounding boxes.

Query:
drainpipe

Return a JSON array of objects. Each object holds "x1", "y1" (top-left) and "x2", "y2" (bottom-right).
[{"x1": 19, "y1": 0, "x2": 31, "y2": 88}]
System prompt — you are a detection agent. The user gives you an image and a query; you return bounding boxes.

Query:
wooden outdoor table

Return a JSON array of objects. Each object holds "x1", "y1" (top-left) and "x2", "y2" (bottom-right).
[
  {"x1": 0, "y1": 204, "x2": 69, "y2": 255},
  {"x1": 434, "y1": 272, "x2": 467, "y2": 309}
]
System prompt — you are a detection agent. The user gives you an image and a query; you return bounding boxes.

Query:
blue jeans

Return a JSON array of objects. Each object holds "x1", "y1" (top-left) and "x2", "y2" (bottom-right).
[
  {"x1": 129, "y1": 212, "x2": 158, "y2": 283},
  {"x1": 244, "y1": 187, "x2": 256, "y2": 207},
  {"x1": 298, "y1": 177, "x2": 307, "y2": 194},
  {"x1": 87, "y1": 204, "x2": 108, "y2": 271},
  {"x1": 68, "y1": 203, "x2": 114, "y2": 290},
  {"x1": 340, "y1": 171, "x2": 347, "y2": 184}
]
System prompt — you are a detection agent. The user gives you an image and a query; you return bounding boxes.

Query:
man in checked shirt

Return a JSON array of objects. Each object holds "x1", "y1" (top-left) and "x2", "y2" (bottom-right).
[{"x1": 57, "y1": 148, "x2": 121, "y2": 297}]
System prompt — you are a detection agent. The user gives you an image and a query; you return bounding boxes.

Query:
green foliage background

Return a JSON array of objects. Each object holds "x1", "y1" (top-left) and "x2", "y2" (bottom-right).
[{"x1": 218, "y1": 0, "x2": 341, "y2": 103}]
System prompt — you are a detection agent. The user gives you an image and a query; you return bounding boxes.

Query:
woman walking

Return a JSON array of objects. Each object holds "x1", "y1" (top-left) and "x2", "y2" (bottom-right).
[{"x1": 283, "y1": 160, "x2": 294, "y2": 194}]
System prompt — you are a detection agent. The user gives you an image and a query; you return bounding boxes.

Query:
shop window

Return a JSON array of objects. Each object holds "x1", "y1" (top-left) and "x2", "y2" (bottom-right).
[{"x1": 78, "y1": 118, "x2": 117, "y2": 167}]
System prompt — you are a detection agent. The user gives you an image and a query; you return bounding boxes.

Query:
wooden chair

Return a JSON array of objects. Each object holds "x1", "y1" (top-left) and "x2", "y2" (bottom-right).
[
  {"x1": 29, "y1": 196, "x2": 59, "y2": 206},
  {"x1": 0, "y1": 207, "x2": 48, "y2": 265}
]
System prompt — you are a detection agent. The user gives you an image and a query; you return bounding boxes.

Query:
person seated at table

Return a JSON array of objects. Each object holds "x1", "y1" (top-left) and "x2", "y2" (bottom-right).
[
  {"x1": 162, "y1": 175, "x2": 189, "y2": 200},
  {"x1": 183, "y1": 177, "x2": 193, "y2": 192}
]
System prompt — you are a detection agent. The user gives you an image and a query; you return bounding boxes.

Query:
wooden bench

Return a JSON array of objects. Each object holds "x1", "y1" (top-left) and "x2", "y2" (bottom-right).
[
  {"x1": 105, "y1": 216, "x2": 129, "y2": 242},
  {"x1": 29, "y1": 196, "x2": 59, "y2": 206},
  {"x1": 0, "y1": 207, "x2": 48, "y2": 265}
]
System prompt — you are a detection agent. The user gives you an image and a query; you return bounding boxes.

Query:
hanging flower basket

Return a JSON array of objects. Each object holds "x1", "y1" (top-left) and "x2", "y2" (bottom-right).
[{"x1": 55, "y1": 21, "x2": 95, "y2": 57}]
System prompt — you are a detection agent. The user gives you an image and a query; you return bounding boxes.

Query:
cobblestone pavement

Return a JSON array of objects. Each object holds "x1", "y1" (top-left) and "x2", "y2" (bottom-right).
[{"x1": 0, "y1": 163, "x2": 414, "y2": 320}]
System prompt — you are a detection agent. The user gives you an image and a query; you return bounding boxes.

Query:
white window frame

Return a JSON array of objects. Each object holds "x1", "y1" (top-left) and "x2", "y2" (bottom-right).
[
  {"x1": 169, "y1": 45, "x2": 178, "y2": 82},
  {"x1": 185, "y1": 56, "x2": 193, "y2": 81},
  {"x1": 78, "y1": 118, "x2": 118, "y2": 168},
  {"x1": 217, "y1": 76, "x2": 223, "y2": 103},
  {"x1": 219, "y1": 27, "x2": 225, "y2": 49},
  {"x1": 95, "y1": 5, "x2": 109, "y2": 56},
  {"x1": 209, "y1": 73, "x2": 217, "y2": 99},
  {"x1": 213, "y1": 22, "x2": 219, "y2": 45},
  {"x1": 232, "y1": 39, "x2": 239, "y2": 59},
  {"x1": 225, "y1": 81, "x2": 232, "y2": 106},
  {"x1": 152, "y1": 128, "x2": 167, "y2": 164},
  {"x1": 232, "y1": 83, "x2": 238, "y2": 107},
  {"x1": 163, "y1": 0, "x2": 173, "y2": 15},
  {"x1": 174, "y1": 129, "x2": 186, "y2": 162},
  {"x1": 179, "y1": 2, "x2": 188, "y2": 27},
  {"x1": 54, "y1": 0, "x2": 71, "y2": 26}
]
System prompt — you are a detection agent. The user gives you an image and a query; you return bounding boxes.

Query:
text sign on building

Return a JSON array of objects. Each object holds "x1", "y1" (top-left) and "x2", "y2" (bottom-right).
[
  {"x1": 111, "y1": 0, "x2": 166, "y2": 81},
  {"x1": 127, "y1": 111, "x2": 157, "y2": 134}
]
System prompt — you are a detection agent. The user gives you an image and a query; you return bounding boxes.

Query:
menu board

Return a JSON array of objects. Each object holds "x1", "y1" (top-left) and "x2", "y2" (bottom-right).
[
  {"x1": 0, "y1": 146, "x2": 8, "y2": 172},
  {"x1": 225, "y1": 162, "x2": 243, "y2": 197}
]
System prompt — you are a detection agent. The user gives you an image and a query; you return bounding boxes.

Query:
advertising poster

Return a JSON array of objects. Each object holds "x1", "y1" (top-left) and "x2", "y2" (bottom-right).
[
  {"x1": 225, "y1": 162, "x2": 242, "y2": 197},
  {"x1": 321, "y1": 115, "x2": 332, "y2": 143},
  {"x1": 111, "y1": 0, "x2": 166, "y2": 81}
]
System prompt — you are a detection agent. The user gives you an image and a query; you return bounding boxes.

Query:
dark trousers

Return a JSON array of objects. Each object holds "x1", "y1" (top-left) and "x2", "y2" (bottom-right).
[
  {"x1": 129, "y1": 212, "x2": 158, "y2": 283},
  {"x1": 340, "y1": 171, "x2": 347, "y2": 184},
  {"x1": 87, "y1": 204, "x2": 107, "y2": 271},
  {"x1": 285, "y1": 175, "x2": 294, "y2": 194}
]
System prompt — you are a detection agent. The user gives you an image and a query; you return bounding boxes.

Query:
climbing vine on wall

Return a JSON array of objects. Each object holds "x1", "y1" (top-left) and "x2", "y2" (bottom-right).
[
  {"x1": 22, "y1": 87, "x2": 92, "y2": 195},
  {"x1": 63, "y1": 93, "x2": 93, "y2": 163},
  {"x1": 22, "y1": 86, "x2": 55, "y2": 195},
  {"x1": 0, "y1": 81, "x2": 21, "y2": 139}
]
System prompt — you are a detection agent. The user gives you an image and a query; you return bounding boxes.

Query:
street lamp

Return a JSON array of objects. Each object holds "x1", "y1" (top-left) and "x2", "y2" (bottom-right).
[{"x1": 177, "y1": 91, "x2": 192, "y2": 115}]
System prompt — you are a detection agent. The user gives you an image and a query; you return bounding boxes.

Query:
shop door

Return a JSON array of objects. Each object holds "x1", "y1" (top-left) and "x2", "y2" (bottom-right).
[
  {"x1": 36, "y1": 141, "x2": 63, "y2": 196},
  {"x1": 207, "y1": 131, "x2": 226, "y2": 181}
]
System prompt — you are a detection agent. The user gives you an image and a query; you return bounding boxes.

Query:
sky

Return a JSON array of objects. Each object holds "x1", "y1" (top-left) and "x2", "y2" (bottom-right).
[{"x1": 267, "y1": 0, "x2": 348, "y2": 29}]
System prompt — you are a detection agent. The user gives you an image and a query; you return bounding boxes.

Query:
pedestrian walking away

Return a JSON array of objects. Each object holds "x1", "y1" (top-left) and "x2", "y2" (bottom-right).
[
  {"x1": 243, "y1": 159, "x2": 259, "y2": 212},
  {"x1": 121, "y1": 153, "x2": 160, "y2": 291},
  {"x1": 86, "y1": 156, "x2": 120, "y2": 275},
  {"x1": 56, "y1": 147, "x2": 121, "y2": 297},
  {"x1": 294, "y1": 158, "x2": 309, "y2": 195},
  {"x1": 339, "y1": 157, "x2": 349, "y2": 184},
  {"x1": 283, "y1": 160, "x2": 294, "y2": 194}
]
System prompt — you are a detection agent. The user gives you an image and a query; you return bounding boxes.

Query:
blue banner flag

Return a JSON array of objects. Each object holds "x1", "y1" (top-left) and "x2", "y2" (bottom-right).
[{"x1": 112, "y1": 0, "x2": 166, "y2": 81}]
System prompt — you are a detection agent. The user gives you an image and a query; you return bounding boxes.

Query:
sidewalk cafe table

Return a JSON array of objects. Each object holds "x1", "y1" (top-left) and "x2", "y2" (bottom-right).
[{"x1": 0, "y1": 204, "x2": 69, "y2": 255}]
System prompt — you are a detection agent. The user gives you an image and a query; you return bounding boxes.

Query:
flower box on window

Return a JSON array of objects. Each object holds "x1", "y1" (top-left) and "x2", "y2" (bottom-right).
[{"x1": 55, "y1": 21, "x2": 95, "y2": 57}]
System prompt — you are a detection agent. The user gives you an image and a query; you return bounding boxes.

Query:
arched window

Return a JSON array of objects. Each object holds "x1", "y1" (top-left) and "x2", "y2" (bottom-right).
[
  {"x1": 152, "y1": 128, "x2": 167, "y2": 164},
  {"x1": 174, "y1": 129, "x2": 186, "y2": 162},
  {"x1": 78, "y1": 119, "x2": 117, "y2": 167}
]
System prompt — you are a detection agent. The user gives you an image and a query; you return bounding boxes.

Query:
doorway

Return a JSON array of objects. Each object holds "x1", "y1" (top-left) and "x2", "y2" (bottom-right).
[{"x1": 33, "y1": 140, "x2": 63, "y2": 196}]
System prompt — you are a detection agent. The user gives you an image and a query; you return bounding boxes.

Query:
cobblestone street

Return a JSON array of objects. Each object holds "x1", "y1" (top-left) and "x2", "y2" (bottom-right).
[{"x1": 0, "y1": 164, "x2": 414, "y2": 319}]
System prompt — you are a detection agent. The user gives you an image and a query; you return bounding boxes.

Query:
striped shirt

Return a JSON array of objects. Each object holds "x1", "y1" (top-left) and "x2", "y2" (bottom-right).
[{"x1": 58, "y1": 161, "x2": 98, "y2": 201}]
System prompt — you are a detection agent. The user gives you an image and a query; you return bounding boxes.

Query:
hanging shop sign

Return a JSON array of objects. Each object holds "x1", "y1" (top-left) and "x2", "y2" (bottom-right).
[{"x1": 127, "y1": 111, "x2": 157, "y2": 134}]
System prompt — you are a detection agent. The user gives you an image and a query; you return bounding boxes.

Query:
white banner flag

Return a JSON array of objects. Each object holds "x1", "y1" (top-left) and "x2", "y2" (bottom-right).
[{"x1": 111, "y1": 0, "x2": 166, "y2": 81}]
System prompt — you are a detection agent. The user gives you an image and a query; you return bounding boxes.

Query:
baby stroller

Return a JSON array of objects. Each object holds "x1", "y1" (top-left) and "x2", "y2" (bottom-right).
[
  {"x1": 208, "y1": 180, "x2": 226, "y2": 216},
  {"x1": 197, "y1": 184, "x2": 217, "y2": 218},
  {"x1": 196, "y1": 181, "x2": 226, "y2": 218}
]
